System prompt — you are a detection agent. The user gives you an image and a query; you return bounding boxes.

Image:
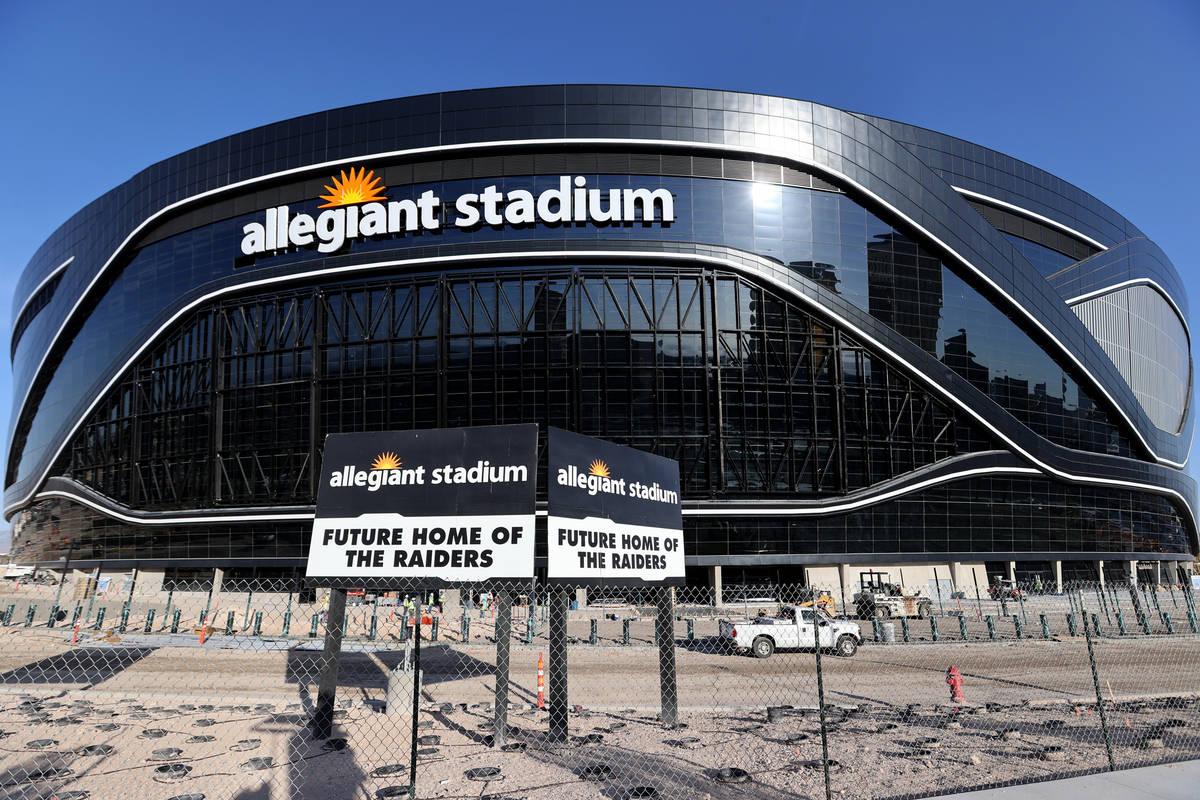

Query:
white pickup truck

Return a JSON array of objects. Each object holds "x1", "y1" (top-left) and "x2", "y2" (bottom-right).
[{"x1": 719, "y1": 605, "x2": 862, "y2": 658}]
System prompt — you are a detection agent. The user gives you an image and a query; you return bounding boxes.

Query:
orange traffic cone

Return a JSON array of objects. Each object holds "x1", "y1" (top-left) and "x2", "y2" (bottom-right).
[{"x1": 537, "y1": 651, "x2": 545, "y2": 709}]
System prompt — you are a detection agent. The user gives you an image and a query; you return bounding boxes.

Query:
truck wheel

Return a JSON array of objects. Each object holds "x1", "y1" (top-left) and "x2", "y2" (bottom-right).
[
  {"x1": 751, "y1": 636, "x2": 775, "y2": 659},
  {"x1": 917, "y1": 603, "x2": 931, "y2": 620},
  {"x1": 835, "y1": 635, "x2": 858, "y2": 657},
  {"x1": 874, "y1": 606, "x2": 891, "y2": 619}
]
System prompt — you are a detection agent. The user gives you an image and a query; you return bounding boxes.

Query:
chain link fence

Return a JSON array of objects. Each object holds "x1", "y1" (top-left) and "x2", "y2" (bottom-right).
[{"x1": 0, "y1": 573, "x2": 1196, "y2": 799}]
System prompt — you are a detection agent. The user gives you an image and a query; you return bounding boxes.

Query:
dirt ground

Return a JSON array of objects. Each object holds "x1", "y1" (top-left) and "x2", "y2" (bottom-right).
[{"x1": 0, "y1": 622, "x2": 1197, "y2": 799}]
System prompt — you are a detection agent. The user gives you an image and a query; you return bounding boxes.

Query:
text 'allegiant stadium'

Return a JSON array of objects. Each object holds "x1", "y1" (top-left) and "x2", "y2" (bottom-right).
[{"x1": 240, "y1": 175, "x2": 675, "y2": 256}]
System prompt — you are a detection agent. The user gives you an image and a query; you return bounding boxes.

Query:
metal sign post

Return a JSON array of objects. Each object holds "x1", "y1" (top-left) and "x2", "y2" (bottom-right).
[
  {"x1": 312, "y1": 588, "x2": 347, "y2": 739},
  {"x1": 544, "y1": 428, "x2": 684, "y2": 737},
  {"x1": 493, "y1": 590, "x2": 511, "y2": 748},
  {"x1": 547, "y1": 586, "x2": 569, "y2": 742}
]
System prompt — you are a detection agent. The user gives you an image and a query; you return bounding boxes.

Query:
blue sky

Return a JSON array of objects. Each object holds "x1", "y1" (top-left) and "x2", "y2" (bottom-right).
[{"x1": 0, "y1": 0, "x2": 1197, "y2": 548}]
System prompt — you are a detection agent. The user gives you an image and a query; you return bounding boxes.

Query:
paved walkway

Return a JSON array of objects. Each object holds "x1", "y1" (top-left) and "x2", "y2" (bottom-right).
[{"x1": 941, "y1": 759, "x2": 1200, "y2": 798}]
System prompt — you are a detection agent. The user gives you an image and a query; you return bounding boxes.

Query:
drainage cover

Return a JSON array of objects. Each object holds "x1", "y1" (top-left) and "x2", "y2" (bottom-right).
[
  {"x1": 373, "y1": 764, "x2": 408, "y2": 777},
  {"x1": 417, "y1": 747, "x2": 439, "y2": 756},
  {"x1": 166, "y1": 795, "x2": 205, "y2": 800},
  {"x1": 194, "y1": 719, "x2": 215, "y2": 727},
  {"x1": 578, "y1": 733, "x2": 604, "y2": 744},
  {"x1": 580, "y1": 764, "x2": 612, "y2": 780},
  {"x1": 465, "y1": 766, "x2": 503, "y2": 781},
  {"x1": 876, "y1": 723, "x2": 898, "y2": 732},
  {"x1": 915, "y1": 737, "x2": 941, "y2": 748},
  {"x1": 155, "y1": 763, "x2": 192, "y2": 779},
  {"x1": 151, "y1": 748, "x2": 184, "y2": 760},
  {"x1": 243, "y1": 757, "x2": 274, "y2": 771},
  {"x1": 1139, "y1": 736, "x2": 1165, "y2": 749},
  {"x1": 376, "y1": 788, "x2": 407, "y2": 798},
  {"x1": 785, "y1": 733, "x2": 809, "y2": 743},
  {"x1": 713, "y1": 767, "x2": 750, "y2": 783},
  {"x1": 27, "y1": 739, "x2": 58, "y2": 750},
  {"x1": 96, "y1": 723, "x2": 120, "y2": 732},
  {"x1": 77, "y1": 744, "x2": 115, "y2": 756},
  {"x1": 417, "y1": 735, "x2": 440, "y2": 746},
  {"x1": 231, "y1": 739, "x2": 261, "y2": 751},
  {"x1": 1038, "y1": 745, "x2": 1067, "y2": 761},
  {"x1": 501, "y1": 742, "x2": 527, "y2": 752},
  {"x1": 608, "y1": 722, "x2": 627, "y2": 731},
  {"x1": 140, "y1": 729, "x2": 168, "y2": 739},
  {"x1": 53, "y1": 793, "x2": 90, "y2": 800},
  {"x1": 187, "y1": 735, "x2": 216, "y2": 743},
  {"x1": 734, "y1": 725, "x2": 763, "y2": 733}
]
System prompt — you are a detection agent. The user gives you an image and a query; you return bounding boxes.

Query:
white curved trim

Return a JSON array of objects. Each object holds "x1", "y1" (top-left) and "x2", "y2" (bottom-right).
[
  {"x1": 12, "y1": 256, "x2": 72, "y2": 335},
  {"x1": 8, "y1": 136, "x2": 1183, "y2": 498},
  {"x1": 1067, "y1": 278, "x2": 1191, "y2": 342},
  {"x1": 7, "y1": 249, "x2": 1194, "y2": 533},
  {"x1": 32, "y1": 465, "x2": 1043, "y2": 525},
  {"x1": 952, "y1": 186, "x2": 1109, "y2": 252},
  {"x1": 32, "y1": 462, "x2": 1036, "y2": 525}
]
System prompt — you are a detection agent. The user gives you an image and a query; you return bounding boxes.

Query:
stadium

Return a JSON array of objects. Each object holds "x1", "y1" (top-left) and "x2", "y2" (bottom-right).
[{"x1": 6, "y1": 85, "x2": 1195, "y2": 600}]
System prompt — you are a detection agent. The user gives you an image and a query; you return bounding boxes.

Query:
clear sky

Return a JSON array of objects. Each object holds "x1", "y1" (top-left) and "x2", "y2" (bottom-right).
[{"x1": 0, "y1": 0, "x2": 1197, "y2": 550}]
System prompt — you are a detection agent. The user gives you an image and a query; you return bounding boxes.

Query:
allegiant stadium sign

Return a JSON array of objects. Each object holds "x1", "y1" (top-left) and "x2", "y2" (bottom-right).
[{"x1": 240, "y1": 167, "x2": 675, "y2": 256}]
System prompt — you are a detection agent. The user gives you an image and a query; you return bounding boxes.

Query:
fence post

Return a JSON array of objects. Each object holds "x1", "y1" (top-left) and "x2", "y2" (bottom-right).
[
  {"x1": 226, "y1": 611, "x2": 235, "y2": 636},
  {"x1": 71, "y1": 605, "x2": 83, "y2": 628},
  {"x1": 431, "y1": 616, "x2": 439, "y2": 642},
  {"x1": 282, "y1": 611, "x2": 291, "y2": 637},
  {"x1": 622, "y1": 618, "x2": 630, "y2": 645},
  {"x1": 253, "y1": 611, "x2": 263, "y2": 637},
  {"x1": 94, "y1": 607, "x2": 106, "y2": 630},
  {"x1": 1116, "y1": 610, "x2": 1128, "y2": 636},
  {"x1": 686, "y1": 618, "x2": 694, "y2": 641},
  {"x1": 171, "y1": 609, "x2": 181, "y2": 634},
  {"x1": 590, "y1": 618, "x2": 598, "y2": 645},
  {"x1": 309, "y1": 614, "x2": 319, "y2": 638},
  {"x1": 1066, "y1": 612, "x2": 1078, "y2": 636},
  {"x1": 1139, "y1": 609, "x2": 1151, "y2": 635},
  {"x1": 1161, "y1": 611, "x2": 1175, "y2": 635},
  {"x1": 985, "y1": 615, "x2": 996, "y2": 640},
  {"x1": 900, "y1": 616, "x2": 910, "y2": 643},
  {"x1": 872, "y1": 618, "x2": 882, "y2": 642},
  {"x1": 814, "y1": 610, "x2": 833, "y2": 800},
  {"x1": 1082, "y1": 613, "x2": 1117, "y2": 771},
  {"x1": 656, "y1": 587, "x2": 679, "y2": 728},
  {"x1": 368, "y1": 613, "x2": 377, "y2": 641},
  {"x1": 3, "y1": 604, "x2": 13, "y2": 626},
  {"x1": 525, "y1": 613, "x2": 534, "y2": 645},
  {"x1": 1012, "y1": 614, "x2": 1023, "y2": 639},
  {"x1": 1039, "y1": 613, "x2": 1050, "y2": 639},
  {"x1": 1187, "y1": 609, "x2": 1198, "y2": 634},
  {"x1": 930, "y1": 615, "x2": 939, "y2": 642},
  {"x1": 462, "y1": 614, "x2": 470, "y2": 642},
  {"x1": 1090, "y1": 612, "x2": 1102, "y2": 638},
  {"x1": 143, "y1": 609, "x2": 155, "y2": 633},
  {"x1": 47, "y1": 605, "x2": 59, "y2": 629}
]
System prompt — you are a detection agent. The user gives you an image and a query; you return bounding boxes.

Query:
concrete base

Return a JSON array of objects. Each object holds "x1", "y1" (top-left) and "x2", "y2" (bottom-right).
[{"x1": 386, "y1": 667, "x2": 423, "y2": 716}]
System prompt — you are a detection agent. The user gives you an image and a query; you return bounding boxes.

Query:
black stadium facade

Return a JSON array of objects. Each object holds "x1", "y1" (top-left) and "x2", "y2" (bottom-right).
[{"x1": 7, "y1": 86, "x2": 1195, "y2": 598}]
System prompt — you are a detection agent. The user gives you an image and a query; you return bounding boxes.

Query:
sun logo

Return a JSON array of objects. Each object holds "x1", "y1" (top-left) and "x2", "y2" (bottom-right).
[
  {"x1": 587, "y1": 459, "x2": 611, "y2": 478},
  {"x1": 371, "y1": 451, "x2": 401, "y2": 471},
  {"x1": 318, "y1": 167, "x2": 388, "y2": 208}
]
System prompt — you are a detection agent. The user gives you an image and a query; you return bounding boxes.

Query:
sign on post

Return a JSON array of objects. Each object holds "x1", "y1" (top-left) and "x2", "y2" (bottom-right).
[
  {"x1": 304, "y1": 424, "x2": 537, "y2": 585},
  {"x1": 546, "y1": 427, "x2": 684, "y2": 585}
]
